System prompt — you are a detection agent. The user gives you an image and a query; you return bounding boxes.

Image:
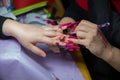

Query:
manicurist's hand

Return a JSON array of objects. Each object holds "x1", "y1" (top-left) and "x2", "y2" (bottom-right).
[
  {"x1": 67, "y1": 20, "x2": 120, "y2": 72},
  {"x1": 67, "y1": 20, "x2": 112, "y2": 59}
]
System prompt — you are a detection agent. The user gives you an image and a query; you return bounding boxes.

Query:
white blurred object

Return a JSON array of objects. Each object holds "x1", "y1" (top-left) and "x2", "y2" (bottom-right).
[
  {"x1": 24, "y1": 12, "x2": 49, "y2": 26},
  {"x1": 2, "y1": 12, "x2": 16, "y2": 20},
  {"x1": 0, "y1": 7, "x2": 8, "y2": 15},
  {"x1": 0, "y1": 7, "x2": 16, "y2": 20}
]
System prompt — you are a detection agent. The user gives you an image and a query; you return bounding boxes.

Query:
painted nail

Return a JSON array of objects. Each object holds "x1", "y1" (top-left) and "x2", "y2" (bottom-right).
[
  {"x1": 68, "y1": 35, "x2": 77, "y2": 39},
  {"x1": 67, "y1": 40, "x2": 73, "y2": 43},
  {"x1": 55, "y1": 41, "x2": 59, "y2": 45}
]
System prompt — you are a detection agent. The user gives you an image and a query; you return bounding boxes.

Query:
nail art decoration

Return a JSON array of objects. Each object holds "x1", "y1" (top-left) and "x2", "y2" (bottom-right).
[{"x1": 57, "y1": 22, "x2": 80, "y2": 52}]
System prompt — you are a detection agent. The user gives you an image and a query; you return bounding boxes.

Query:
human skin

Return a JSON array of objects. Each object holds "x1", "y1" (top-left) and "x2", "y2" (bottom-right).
[
  {"x1": 60, "y1": 17, "x2": 120, "y2": 72},
  {"x1": 2, "y1": 19, "x2": 65, "y2": 57}
]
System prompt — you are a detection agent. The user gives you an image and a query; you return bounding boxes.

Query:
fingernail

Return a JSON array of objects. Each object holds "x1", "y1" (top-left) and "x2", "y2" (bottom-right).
[
  {"x1": 69, "y1": 48, "x2": 74, "y2": 51},
  {"x1": 68, "y1": 35, "x2": 77, "y2": 39},
  {"x1": 59, "y1": 36, "x2": 66, "y2": 41},
  {"x1": 54, "y1": 41, "x2": 59, "y2": 45},
  {"x1": 67, "y1": 40, "x2": 73, "y2": 43},
  {"x1": 41, "y1": 53, "x2": 46, "y2": 57}
]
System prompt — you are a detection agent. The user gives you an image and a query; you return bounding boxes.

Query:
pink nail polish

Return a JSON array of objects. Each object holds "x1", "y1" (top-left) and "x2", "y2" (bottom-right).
[
  {"x1": 67, "y1": 40, "x2": 73, "y2": 43},
  {"x1": 55, "y1": 41, "x2": 59, "y2": 45},
  {"x1": 59, "y1": 36, "x2": 66, "y2": 41},
  {"x1": 68, "y1": 35, "x2": 77, "y2": 39}
]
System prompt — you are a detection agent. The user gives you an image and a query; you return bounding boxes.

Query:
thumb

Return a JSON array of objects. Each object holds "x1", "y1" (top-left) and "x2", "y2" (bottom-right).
[{"x1": 25, "y1": 43, "x2": 46, "y2": 57}]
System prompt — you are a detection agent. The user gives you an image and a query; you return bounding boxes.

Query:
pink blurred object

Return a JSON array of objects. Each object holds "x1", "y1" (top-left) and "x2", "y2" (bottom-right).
[
  {"x1": 65, "y1": 43, "x2": 80, "y2": 52},
  {"x1": 58, "y1": 22, "x2": 80, "y2": 52},
  {"x1": 59, "y1": 22, "x2": 79, "y2": 28}
]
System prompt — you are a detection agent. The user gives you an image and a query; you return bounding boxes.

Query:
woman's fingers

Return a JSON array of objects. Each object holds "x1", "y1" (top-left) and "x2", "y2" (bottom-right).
[
  {"x1": 76, "y1": 30, "x2": 88, "y2": 39},
  {"x1": 38, "y1": 36, "x2": 66, "y2": 45},
  {"x1": 43, "y1": 30, "x2": 62, "y2": 37},
  {"x1": 24, "y1": 43, "x2": 46, "y2": 57},
  {"x1": 75, "y1": 20, "x2": 97, "y2": 32},
  {"x1": 42, "y1": 26, "x2": 62, "y2": 32},
  {"x1": 80, "y1": 20, "x2": 97, "y2": 28}
]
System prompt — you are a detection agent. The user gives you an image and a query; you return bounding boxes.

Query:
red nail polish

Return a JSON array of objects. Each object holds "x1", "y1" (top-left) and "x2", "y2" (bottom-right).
[
  {"x1": 69, "y1": 48, "x2": 74, "y2": 51},
  {"x1": 55, "y1": 41, "x2": 59, "y2": 45},
  {"x1": 59, "y1": 36, "x2": 66, "y2": 41},
  {"x1": 67, "y1": 40, "x2": 73, "y2": 43},
  {"x1": 68, "y1": 35, "x2": 77, "y2": 39}
]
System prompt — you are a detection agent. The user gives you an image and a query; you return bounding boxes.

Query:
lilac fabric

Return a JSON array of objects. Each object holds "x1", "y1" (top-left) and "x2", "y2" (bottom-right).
[{"x1": 0, "y1": 39, "x2": 84, "y2": 80}]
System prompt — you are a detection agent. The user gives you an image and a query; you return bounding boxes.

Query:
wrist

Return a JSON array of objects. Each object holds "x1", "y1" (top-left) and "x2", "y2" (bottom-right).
[
  {"x1": 2, "y1": 19, "x2": 23, "y2": 38},
  {"x1": 0, "y1": 17, "x2": 12, "y2": 39},
  {"x1": 100, "y1": 44, "x2": 113, "y2": 62},
  {"x1": 100, "y1": 45, "x2": 120, "y2": 71}
]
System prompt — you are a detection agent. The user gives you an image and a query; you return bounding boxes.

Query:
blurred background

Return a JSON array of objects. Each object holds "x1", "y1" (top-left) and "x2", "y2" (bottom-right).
[{"x1": 0, "y1": 0, "x2": 74, "y2": 21}]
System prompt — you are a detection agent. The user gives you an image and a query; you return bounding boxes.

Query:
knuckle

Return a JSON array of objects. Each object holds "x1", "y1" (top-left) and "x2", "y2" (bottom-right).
[
  {"x1": 81, "y1": 20, "x2": 87, "y2": 23},
  {"x1": 84, "y1": 39, "x2": 92, "y2": 47},
  {"x1": 92, "y1": 27, "x2": 98, "y2": 36},
  {"x1": 85, "y1": 41, "x2": 91, "y2": 48}
]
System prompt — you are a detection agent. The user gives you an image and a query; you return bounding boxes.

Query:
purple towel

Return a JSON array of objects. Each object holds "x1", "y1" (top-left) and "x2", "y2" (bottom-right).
[{"x1": 0, "y1": 39, "x2": 84, "y2": 80}]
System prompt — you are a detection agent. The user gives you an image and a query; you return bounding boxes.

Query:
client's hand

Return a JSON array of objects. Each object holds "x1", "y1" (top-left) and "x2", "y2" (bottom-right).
[{"x1": 3, "y1": 19, "x2": 65, "y2": 57}]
